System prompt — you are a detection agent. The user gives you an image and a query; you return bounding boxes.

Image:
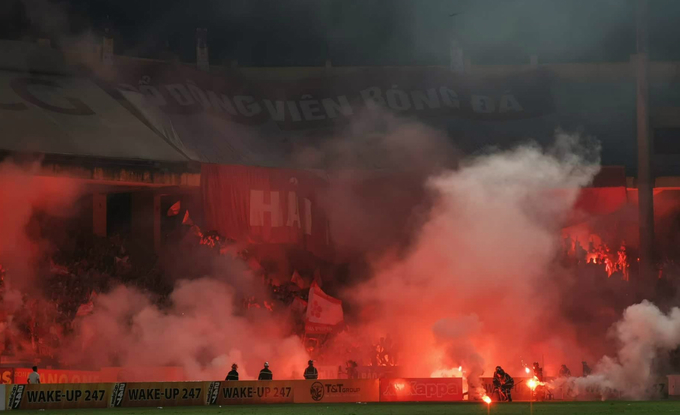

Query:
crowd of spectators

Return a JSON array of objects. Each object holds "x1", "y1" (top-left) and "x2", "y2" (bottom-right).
[
  {"x1": 560, "y1": 235, "x2": 630, "y2": 281},
  {"x1": 0, "y1": 231, "x2": 173, "y2": 364},
  {"x1": 2, "y1": 220, "x2": 677, "y2": 370},
  {"x1": 0, "y1": 213, "x2": 336, "y2": 367},
  {"x1": 560, "y1": 233, "x2": 680, "y2": 301},
  {"x1": 371, "y1": 335, "x2": 399, "y2": 367}
]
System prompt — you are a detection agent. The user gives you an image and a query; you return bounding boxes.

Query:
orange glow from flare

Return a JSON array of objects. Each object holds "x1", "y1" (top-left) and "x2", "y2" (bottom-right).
[
  {"x1": 482, "y1": 395, "x2": 492, "y2": 404},
  {"x1": 394, "y1": 383, "x2": 405, "y2": 391},
  {"x1": 526, "y1": 376, "x2": 545, "y2": 391},
  {"x1": 525, "y1": 367, "x2": 531, "y2": 374}
]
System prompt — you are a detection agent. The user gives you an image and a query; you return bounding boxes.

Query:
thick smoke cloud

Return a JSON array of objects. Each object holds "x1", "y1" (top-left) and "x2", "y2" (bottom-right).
[
  {"x1": 0, "y1": 158, "x2": 307, "y2": 381},
  {"x1": 1, "y1": 118, "x2": 674, "y2": 397},
  {"x1": 0, "y1": 160, "x2": 81, "y2": 356},
  {"x1": 65, "y1": 263, "x2": 309, "y2": 381},
  {"x1": 0, "y1": 160, "x2": 81, "y2": 293},
  {"x1": 559, "y1": 300, "x2": 680, "y2": 400},
  {"x1": 345, "y1": 130, "x2": 602, "y2": 391},
  {"x1": 311, "y1": 110, "x2": 458, "y2": 261}
]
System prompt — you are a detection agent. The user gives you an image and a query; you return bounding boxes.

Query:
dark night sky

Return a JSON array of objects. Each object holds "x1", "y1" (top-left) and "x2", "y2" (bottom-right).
[{"x1": 1, "y1": 0, "x2": 680, "y2": 66}]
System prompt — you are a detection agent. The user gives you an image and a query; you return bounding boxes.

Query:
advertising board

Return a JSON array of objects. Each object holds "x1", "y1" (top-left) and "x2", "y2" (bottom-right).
[
  {"x1": 6, "y1": 383, "x2": 111, "y2": 410},
  {"x1": 0, "y1": 369, "x2": 13, "y2": 385},
  {"x1": 380, "y1": 378, "x2": 464, "y2": 402},
  {"x1": 13, "y1": 368, "x2": 101, "y2": 385},
  {"x1": 109, "y1": 382, "x2": 206, "y2": 408},
  {"x1": 293, "y1": 379, "x2": 379, "y2": 404},
  {"x1": 206, "y1": 381, "x2": 294, "y2": 405}
]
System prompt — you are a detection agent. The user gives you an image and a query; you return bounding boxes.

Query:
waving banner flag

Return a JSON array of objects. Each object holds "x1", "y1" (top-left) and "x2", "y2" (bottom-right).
[
  {"x1": 76, "y1": 301, "x2": 94, "y2": 317},
  {"x1": 305, "y1": 282, "x2": 343, "y2": 334},
  {"x1": 182, "y1": 210, "x2": 194, "y2": 226},
  {"x1": 167, "y1": 200, "x2": 181, "y2": 216},
  {"x1": 76, "y1": 291, "x2": 98, "y2": 317}
]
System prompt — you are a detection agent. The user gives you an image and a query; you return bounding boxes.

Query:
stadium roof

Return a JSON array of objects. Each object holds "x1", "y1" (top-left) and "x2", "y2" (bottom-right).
[
  {"x1": 0, "y1": 41, "x2": 190, "y2": 164},
  {"x1": 3, "y1": 39, "x2": 680, "y2": 178}
]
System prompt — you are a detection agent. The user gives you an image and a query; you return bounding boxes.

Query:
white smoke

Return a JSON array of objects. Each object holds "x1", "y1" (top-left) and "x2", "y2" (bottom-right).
[
  {"x1": 66, "y1": 276, "x2": 309, "y2": 381},
  {"x1": 557, "y1": 300, "x2": 680, "y2": 400},
  {"x1": 349, "y1": 130, "x2": 602, "y2": 383}
]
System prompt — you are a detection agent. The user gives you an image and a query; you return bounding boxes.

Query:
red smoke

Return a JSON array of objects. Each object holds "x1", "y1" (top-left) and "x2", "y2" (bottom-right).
[{"x1": 0, "y1": 161, "x2": 81, "y2": 292}]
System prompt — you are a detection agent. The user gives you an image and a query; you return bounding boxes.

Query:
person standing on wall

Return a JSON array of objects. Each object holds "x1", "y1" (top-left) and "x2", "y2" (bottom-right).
[
  {"x1": 304, "y1": 360, "x2": 318, "y2": 380},
  {"x1": 226, "y1": 364, "x2": 239, "y2": 381},
  {"x1": 258, "y1": 362, "x2": 273, "y2": 380},
  {"x1": 28, "y1": 366, "x2": 40, "y2": 384}
]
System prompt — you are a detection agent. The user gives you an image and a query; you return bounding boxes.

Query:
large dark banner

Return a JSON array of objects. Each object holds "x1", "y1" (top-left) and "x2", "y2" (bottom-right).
[
  {"x1": 100, "y1": 62, "x2": 554, "y2": 132},
  {"x1": 201, "y1": 164, "x2": 331, "y2": 258}
]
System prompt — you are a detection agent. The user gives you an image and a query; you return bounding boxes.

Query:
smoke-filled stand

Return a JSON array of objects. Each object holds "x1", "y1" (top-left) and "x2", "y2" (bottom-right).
[{"x1": 2, "y1": 2, "x2": 680, "y2": 406}]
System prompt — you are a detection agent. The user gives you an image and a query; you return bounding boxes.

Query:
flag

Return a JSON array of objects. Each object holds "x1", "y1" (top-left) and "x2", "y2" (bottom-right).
[
  {"x1": 182, "y1": 210, "x2": 194, "y2": 226},
  {"x1": 248, "y1": 258, "x2": 264, "y2": 274},
  {"x1": 76, "y1": 301, "x2": 94, "y2": 317},
  {"x1": 167, "y1": 201, "x2": 181, "y2": 216},
  {"x1": 49, "y1": 260, "x2": 70, "y2": 276},
  {"x1": 291, "y1": 270, "x2": 310, "y2": 289},
  {"x1": 76, "y1": 291, "x2": 98, "y2": 317},
  {"x1": 306, "y1": 282, "x2": 343, "y2": 326}
]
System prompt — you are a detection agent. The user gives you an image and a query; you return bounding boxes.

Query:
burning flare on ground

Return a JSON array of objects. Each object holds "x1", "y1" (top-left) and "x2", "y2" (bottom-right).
[
  {"x1": 527, "y1": 376, "x2": 545, "y2": 391},
  {"x1": 482, "y1": 395, "x2": 492, "y2": 404}
]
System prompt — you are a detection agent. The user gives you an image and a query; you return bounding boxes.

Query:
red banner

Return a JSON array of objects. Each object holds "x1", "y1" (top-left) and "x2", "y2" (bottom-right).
[
  {"x1": 354, "y1": 366, "x2": 401, "y2": 380},
  {"x1": 100, "y1": 367, "x2": 185, "y2": 383},
  {"x1": 380, "y1": 378, "x2": 464, "y2": 402},
  {"x1": 574, "y1": 187, "x2": 628, "y2": 216},
  {"x1": 201, "y1": 164, "x2": 331, "y2": 257},
  {"x1": 0, "y1": 368, "x2": 13, "y2": 384},
  {"x1": 13, "y1": 368, "x2": 102, "y2": 384}
]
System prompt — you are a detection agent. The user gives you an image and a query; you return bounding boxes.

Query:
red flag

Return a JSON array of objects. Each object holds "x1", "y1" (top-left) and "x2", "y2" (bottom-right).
[
  {"x1": 182, "y1": 210, "x2": 194, "y2": 226},
  {"x1": 76, "y1": 290, "x2": 99, "y2": 317},
  {"x1": 167, "y1": 201, "x2": 181, "y2": 216},
  {"x1": 291, "y1": 270, "x2": 309, "y2": 289},
  {"x1": 50, "y1": 260, "x2": 70, "y2": 276},
  {"x1": 306, "y1": 282, "x2": 343, "y2": 326},
  {"x1": 248, "y1": 258, "x2": 264, "y2": 274},
  {"x1": 76, "y1": 301, "x2": 94, "y2": 317}
]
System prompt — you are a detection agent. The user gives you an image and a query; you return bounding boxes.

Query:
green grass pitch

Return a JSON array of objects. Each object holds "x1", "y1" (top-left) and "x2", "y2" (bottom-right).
[{"x1": 10, "y1": 402, "x2": 680, "y2": 415}]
